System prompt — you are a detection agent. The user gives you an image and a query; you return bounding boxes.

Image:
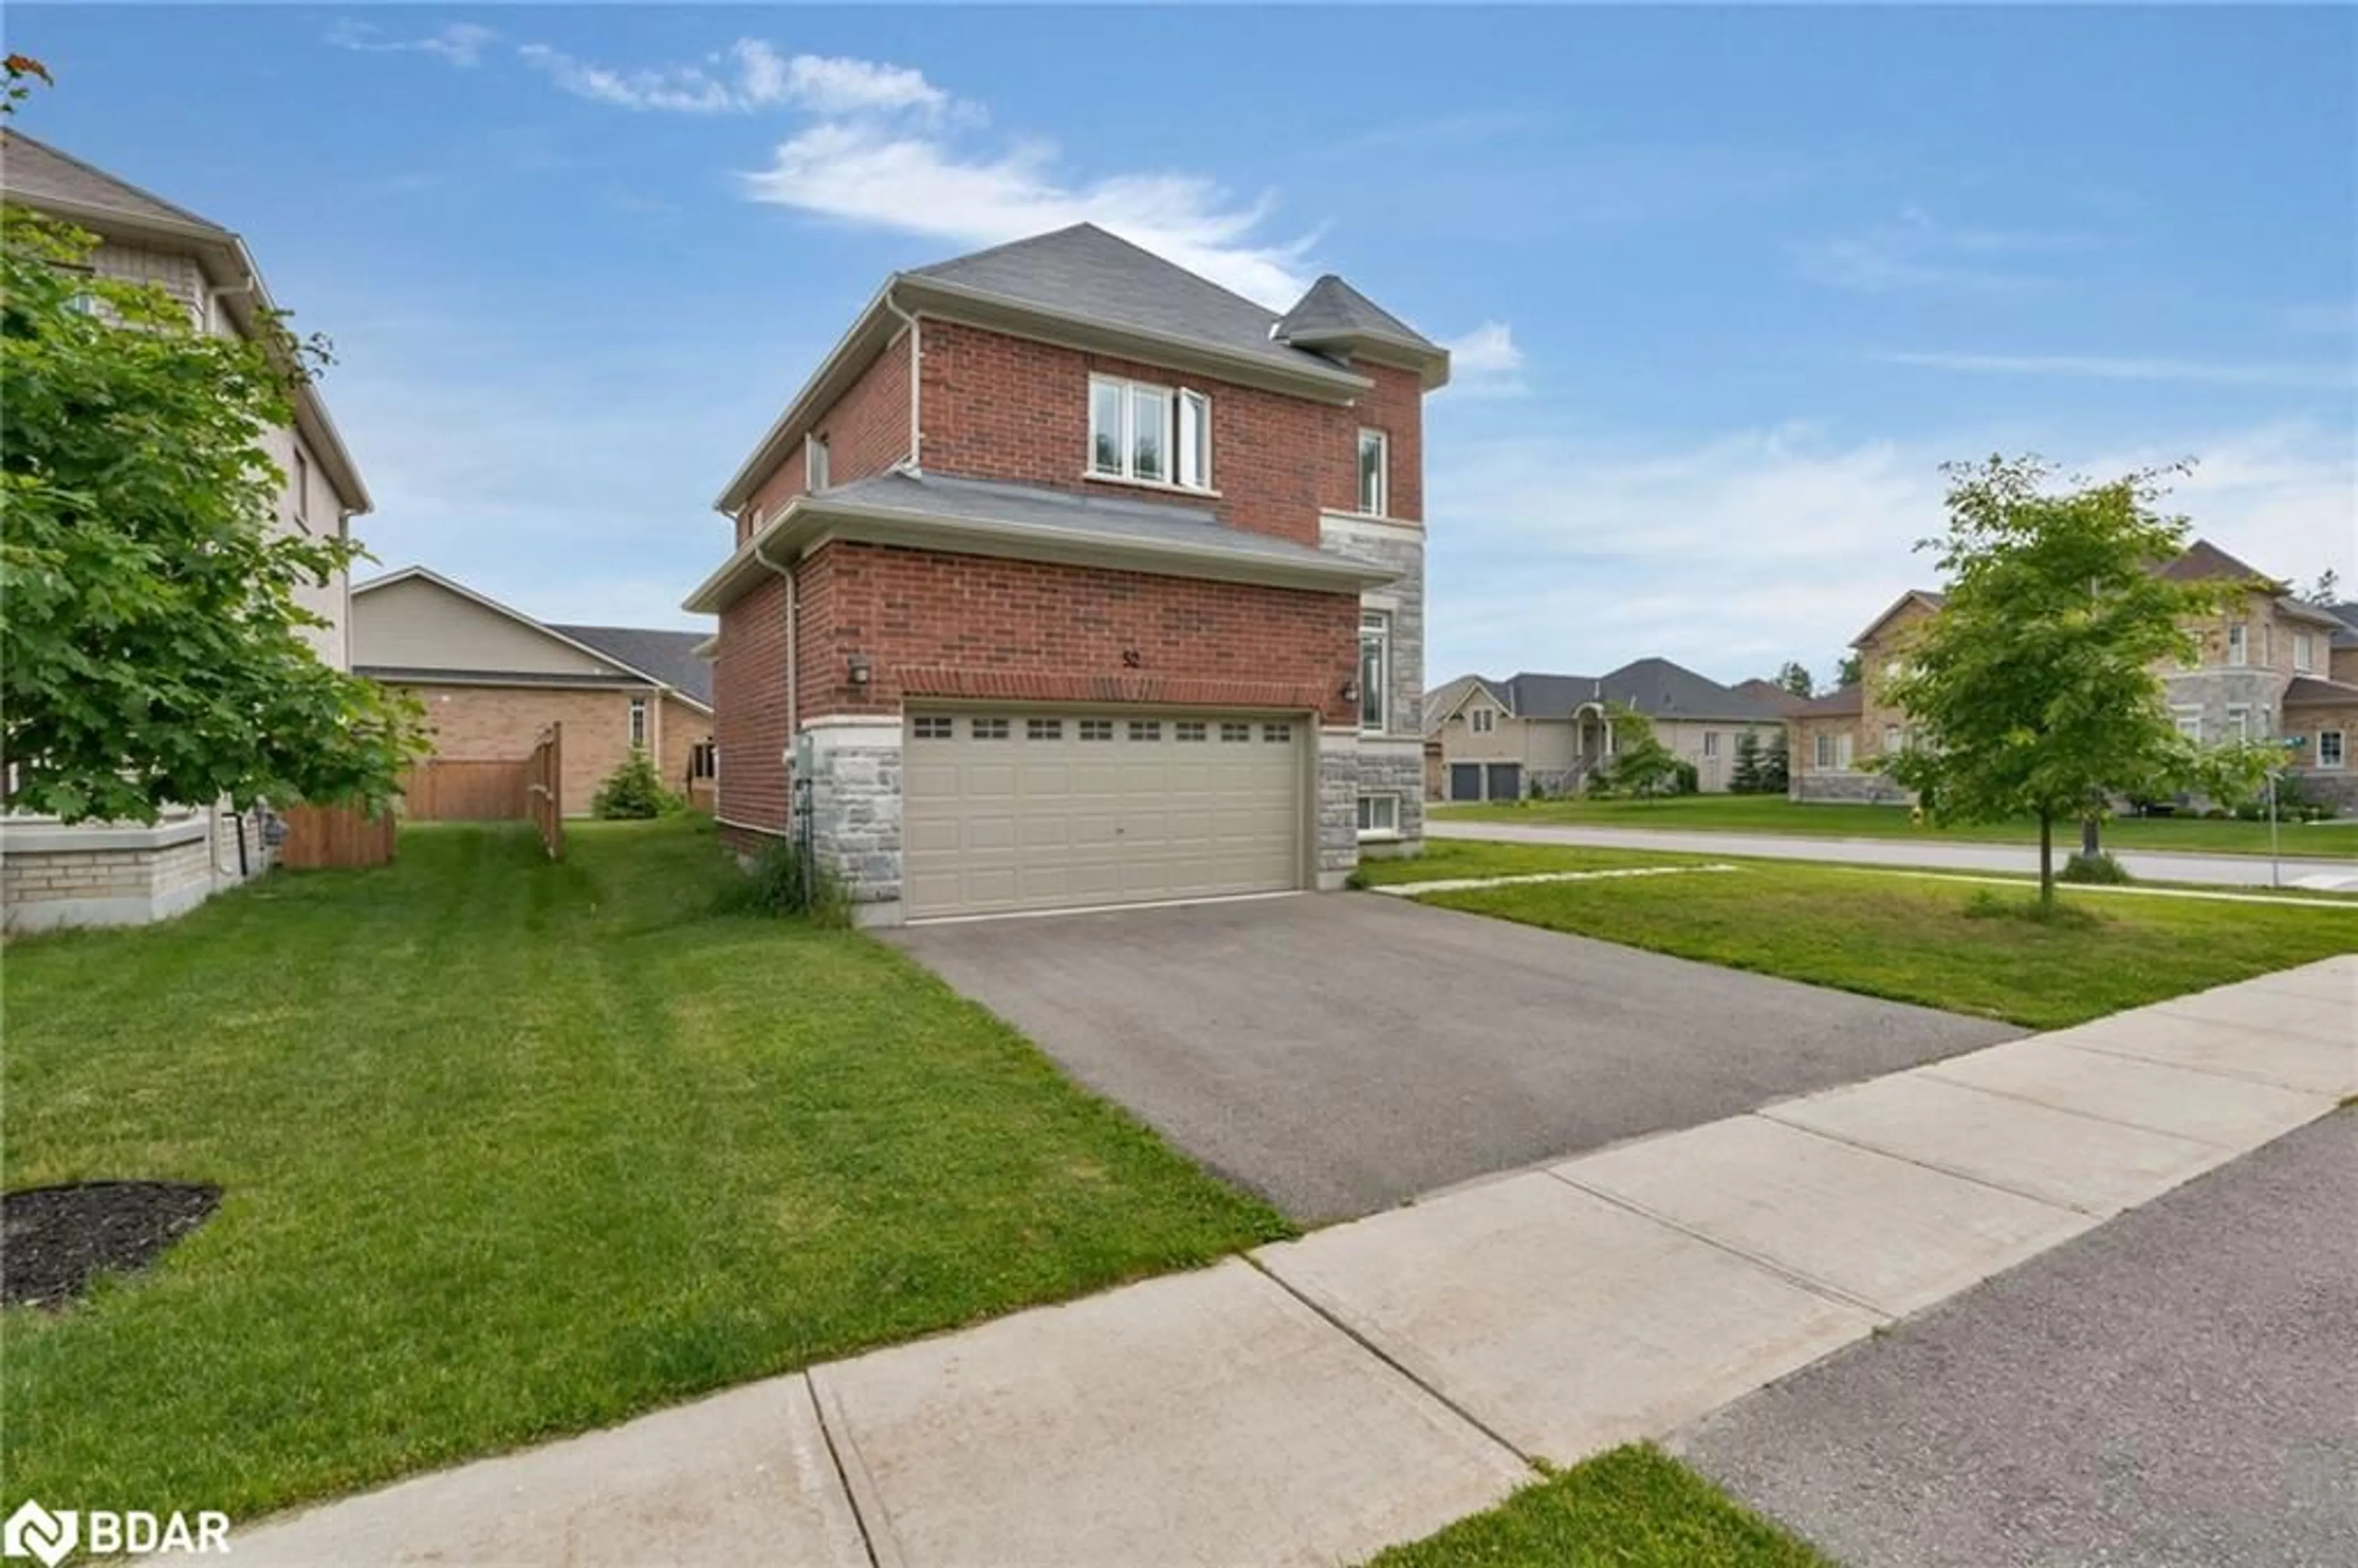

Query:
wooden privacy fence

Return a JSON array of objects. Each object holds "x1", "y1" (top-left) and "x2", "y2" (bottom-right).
[
  {"x1": 400, "y1": 759, "x2": 531, "y2": 821},
  {"x1": 527, "y1": 722, "x2": 564, "y2": 861},
  {"x1": 279, "y1": 803, "x2": 397, "y2": 869}
]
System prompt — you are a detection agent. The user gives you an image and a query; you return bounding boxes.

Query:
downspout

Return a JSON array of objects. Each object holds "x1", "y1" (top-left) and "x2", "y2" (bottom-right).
[
  {"x1": 882, "y1": 286, "x2": 923, "y2": 472},
  {"x1": 752, "y1": 536, "x2": 798, "y2": 766}
]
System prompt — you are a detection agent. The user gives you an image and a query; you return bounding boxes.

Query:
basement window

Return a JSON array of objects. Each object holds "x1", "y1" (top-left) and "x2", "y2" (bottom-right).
[
  {"x1": 1089, "y1": 375, "x2": 1211, "y2": 490},
  {"x1": 1357, "y1": 793, "x2": 1400, "y2": 839}
]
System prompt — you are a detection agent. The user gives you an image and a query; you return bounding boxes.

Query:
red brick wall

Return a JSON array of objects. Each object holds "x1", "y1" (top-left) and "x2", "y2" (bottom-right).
[
  {"x1": 915, "y1": 321, "x2": 1424, "y2": 545},
  {"x1": 741, "y1": 331, "x2": 914, "y2": 543},
  {"x1": 793, "y1": 541, "x2": 1359, "y2": 726},
  {"x1": 714, "y1": 574, "x2": 790, "y2": 831}
]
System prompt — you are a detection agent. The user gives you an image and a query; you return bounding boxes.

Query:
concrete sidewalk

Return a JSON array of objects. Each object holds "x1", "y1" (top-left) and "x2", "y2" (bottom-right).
[
  {"x1": 226, "y1": 957, "x2": 2355, "y2": 1567},
  {"x1": 1430, "y1": 817, "x2": 2358, "y2": 890}
]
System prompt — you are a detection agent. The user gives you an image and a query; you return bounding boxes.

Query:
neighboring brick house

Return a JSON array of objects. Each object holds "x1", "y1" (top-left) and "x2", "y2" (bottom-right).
[
  {"x1": 685, "y1": 223, "x2": 1446, "y2": 923},
  {"x1": 1425, "y1": 660, "x2": 1787, "y2": 799},
  {"x1": 353, "y1": 568, "x2": 714, "y2": 815},
  {"x1": 1791, "y1": 543, "x2": 2358, "y2": 810},
  {"x1": 0, "y1": 131, "x2": 372, "y2": 932}
]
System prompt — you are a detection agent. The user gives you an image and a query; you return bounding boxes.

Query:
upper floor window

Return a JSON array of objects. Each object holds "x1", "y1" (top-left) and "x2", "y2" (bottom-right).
[
  {"x1": 806, "y1": 433, "x2": 831, "y2": 492},
  {"x1": 2294, "y1": 631, "x2": 2316, "y2": 673},
  {"x1": 1357, "y1": 429, "x2": 1388, "y2": 516},
  {"x1": 628, "y1": 696, "x2": 649, "y2": 750},
  {"x1": 2225, "y1": 623, "x2": 2248, "y2": 667},
  {"x1": 291, "y1": 447, "x2": 310, "y2": 530},
  {"x1": 1470, "y1": 707, "x2": 1495, "y2": 734},
  {"x1": 1359, "y1": 610, "x2": 1390, "y2": 733},
  {"x1": 1089, "y1": 376, "x2": 1210, "y2": 490}
]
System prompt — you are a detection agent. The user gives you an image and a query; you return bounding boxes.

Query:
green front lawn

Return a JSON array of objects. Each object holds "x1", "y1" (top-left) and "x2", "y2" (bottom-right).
[
  {"x1": 1373, "y1": 842, "x2": 2356, "y2": 1030},
  {"x1": 1367, "y1": 1446, "x2": 1831, "y2": 1567},
  {"x1": 1433, "y1": 794, "x2": 2358, "y2": 860},
  {"x1": 2, "y1": 819, "x2": 1287, "y2": 1522}
]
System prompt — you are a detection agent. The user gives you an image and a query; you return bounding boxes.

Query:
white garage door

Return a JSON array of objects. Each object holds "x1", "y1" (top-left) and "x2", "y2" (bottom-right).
[{"x1": 903, "y1": 710, "x2": 1306, "y2": 919}]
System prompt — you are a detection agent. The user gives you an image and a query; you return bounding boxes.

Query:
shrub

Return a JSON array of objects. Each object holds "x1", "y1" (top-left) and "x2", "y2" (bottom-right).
[
  {"x1": 712, "y1": 839, "x2": 851, "y2": 925},
  {"x1": 1670, "y1": 759, "x2": 1700, "y2": 796},
  {"x1": 2060, "y1": 850, "x2": 2132, "y2": 885},
  {"x1": 591, "y1": 750, "x2": 682, "y2": 820}
]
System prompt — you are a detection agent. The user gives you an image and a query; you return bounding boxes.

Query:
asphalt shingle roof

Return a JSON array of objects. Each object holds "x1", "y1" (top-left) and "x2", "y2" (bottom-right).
[
  {"x1": 2282, "y1": 675, "x2": 2358, "y2": 708},
  {"x1": 2323, "y1": 603, "x2": 2358, "y2": 648},
  {"x1": 1273, "y1": 275, "x2": 1440, "y2": 352},
  {"x1": 909, "y1": 224, "x2": 1369, "y2": 382},
  {"x1": 0, "y1": 129, "x2": 224, "y2": 232},
  {"x1": 549, "y1": 624, "x2": 715, "y2": 708},
  {"x1": 1444, "y1": 660, "x2": 1782, "y2": 723}
]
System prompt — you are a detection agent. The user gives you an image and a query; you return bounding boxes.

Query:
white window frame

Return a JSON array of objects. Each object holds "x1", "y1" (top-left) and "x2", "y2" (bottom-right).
[
  {"x1": 628, "y1": 696, "x2": 649, "y2": 750},
  {"x1": 1813, "y1": 732, "x2": 1835, "y2": 770},
  {"x1": 2172, "y1": 706, "x2": 2202, "y2": 742},
  {"x1": 1088, "y1": 375, "x2": 1211, "y2": 491},
  {"x1": 1470, "y1": 707, "x2": 1495, "y2": 734},
  {"x1": 2225, "y1": 704, "x2": 2251, "y2": 743},
  {"x1": 1703, "y1": 731, "x2": 1721, "y2": 758},
  {"x1": 1356, "y1": 792, "x2": 1400, "y2": 840},
  {"x1": 2320, "y1": 729, "x2": 2346, "y2": 770},
  {"x1": 805, "y1": 433, "x2": 831, "y2": 492},
  {"x1": 290, "y1": 446, "x2": 310, "y2": 530},
  {"x1": 2226, "y1": 623, "x2": 2248, "y2": 667},
  {"x1": 1358, "y1": 610, "x2": 1390, "y2": 734},
  {"x1": 2294, "y1": 631, "x2": 2315, "y2": 673},
  {"x1": 1357, "y1": 429, "x2": 1389, "y2": 516}
]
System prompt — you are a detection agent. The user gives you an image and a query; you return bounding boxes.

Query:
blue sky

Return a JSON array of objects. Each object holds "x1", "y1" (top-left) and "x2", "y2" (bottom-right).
[{"x1": 16, "y1": 5, "x2": 2354, "y2": 688}]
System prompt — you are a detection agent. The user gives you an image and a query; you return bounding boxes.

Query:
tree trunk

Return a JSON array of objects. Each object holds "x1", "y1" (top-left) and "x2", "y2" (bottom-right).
[
  {"x1": 2038, "y1": 812, "x2": 2055, "y2": 908},
  {"x1": 2080, "y1": 814, "x2": 2101, "y2": 858}
]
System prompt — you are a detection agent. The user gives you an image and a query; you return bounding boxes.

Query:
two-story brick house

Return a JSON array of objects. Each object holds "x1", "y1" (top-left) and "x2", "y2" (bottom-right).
[
  {"x1": 0, "y1": 130, "x2": 373, "y2": 931},
  {"x1": 684, "y1": 225, "x2": 1445, "y2": 923},
  {"x1": 1789, "y1": 543, "x2": 2358, "y2": 811}
]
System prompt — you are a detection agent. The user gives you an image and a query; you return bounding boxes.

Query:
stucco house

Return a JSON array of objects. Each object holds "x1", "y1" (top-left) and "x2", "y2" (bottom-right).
[
  {"x1": 0, "y1": 130, "x2": 372, "y2": 932},
  {"x1": 1791, "y1": 543, "x2": 2358, "y2": 811},
  {"x1": 353, "y1": 567, "x2": 714, "y2": 814},
  {"x1": 685, "y1": 223, "x2": 1444, "y2": 924},
  {"x1": 1425, "y1": 659, "x2": 1788, "y2": 800}
]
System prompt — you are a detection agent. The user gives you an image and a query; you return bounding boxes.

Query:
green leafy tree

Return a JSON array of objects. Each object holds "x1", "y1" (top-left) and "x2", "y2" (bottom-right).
[
  {"x1": 1881, "y1": 456, "x2": 2248, "y2": 907},
  {"x1": 1834, "y1": 652, "x2": 1864, "y2": 689},
  {"x1": 2, "y1": 202, "x2": 425, "y2": 823},
  {"x1": 1771, "y1": 661, "x2": 1814, "y2": 699},
  {"x1": 1597, "y1": 702, "x2": 1686, "y2": 798}
]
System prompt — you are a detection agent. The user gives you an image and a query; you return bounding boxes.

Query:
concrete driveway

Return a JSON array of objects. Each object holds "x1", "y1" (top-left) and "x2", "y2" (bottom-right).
[{"x1": 886, "y1": 894, "x2": 2019, "y2": 1221}]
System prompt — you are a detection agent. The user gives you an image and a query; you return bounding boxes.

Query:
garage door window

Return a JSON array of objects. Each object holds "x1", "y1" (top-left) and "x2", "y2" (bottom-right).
[
  {"x1": 1358, "y1": 794, "x2": 1399, "y2": 838},
  {"x1": 912, "y1": 716, "x2": 954, "y2": 740},
  {"x1": 1027, "y1": 718, "x2": 1063, "y2": 740},
  {"x1": 1079, "y1": 719, "x2": 1115, "y2": 741},
  {"x1": 1177, "y1": 722, "x2": 1207, "y2": 742},
  {"x1": 1129, "y1": 720, "x2": 1162, "y2": 742},
  {"x1": 1263, "y1": 722, "x2": 1293, "y2": 742},
  {"x1": 972, "y1": 717, "x2": 1010, "y2": 740},
  {"x1": 1221, "y1": 722, "x2": 1251, "y2": 743}
]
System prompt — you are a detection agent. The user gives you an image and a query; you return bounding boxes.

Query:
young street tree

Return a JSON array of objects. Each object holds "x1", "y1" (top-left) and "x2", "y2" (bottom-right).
[
  {"x1": 1, "y1": 203, "x2": 423, "y2": 823},
  {"x1": 1881, "y1": 456, "x2": 2263, "y2": 907}
]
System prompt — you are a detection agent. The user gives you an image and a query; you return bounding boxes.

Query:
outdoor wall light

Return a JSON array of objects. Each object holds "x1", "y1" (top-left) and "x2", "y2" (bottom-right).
[
  {"x1": 847, "y1": 653, "x2": 873, "y2": 686},
  {"x1": 1339, "y1": 677, "x2": 1360, "y2": 705}
]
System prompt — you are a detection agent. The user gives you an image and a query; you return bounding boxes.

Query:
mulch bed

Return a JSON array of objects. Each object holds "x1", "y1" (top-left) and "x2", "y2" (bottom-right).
[{"x1": 2, "y1": 1181, "x2": 221, "y2": 1308}]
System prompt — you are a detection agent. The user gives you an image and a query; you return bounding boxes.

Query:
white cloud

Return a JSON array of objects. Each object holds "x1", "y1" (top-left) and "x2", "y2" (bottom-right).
[
  {"x1": 517, "y1": 39, "x2": 949, "y2": 118},
  {"x1": 1422, "y1": 419, "x2": 2356, "y2": 688},
  {"x1": 741, "y1": 121, "x2": 1315, "y2": 306},
  {"x1": 1792, "y1": 206, "x2": 2094, "y2": 295},
  {"x1": 1880, "y1": 350, "x2": 2354, "y2": 392},
  {"x1": 1439, "y1": 322, "x2": 1525, "y2": 397},
  {"x1": 327, "y1": 21, "x2": 497, "y2": 68}
]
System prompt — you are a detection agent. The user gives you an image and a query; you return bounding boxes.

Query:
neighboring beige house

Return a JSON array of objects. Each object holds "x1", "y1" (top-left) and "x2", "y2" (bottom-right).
[
  {"x1": 0, "y1": 130, "x2": 373, "y2": 933},
  {"x1": 353, "y1": 568, "x2": 715, "y2": 816},
  {"x1": 1792, "y1": 541, "x2": 2358, "y2": 812},
  {"x1": 1425, "y1": 659, "x2": 1788, "y2": 799}
]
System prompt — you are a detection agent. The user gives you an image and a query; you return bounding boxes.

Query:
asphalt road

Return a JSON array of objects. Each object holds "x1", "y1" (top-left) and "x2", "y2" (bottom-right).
[
  {"x1": 1430, "y1": 818, "x2": 2358, "y2": 890},
  {"x1": 1677, "y1": 1110, "x2": 2358, "y2": 1568},
  {"x1": 887, "y1": 894, "x2": 2017, "y2": 1222}
]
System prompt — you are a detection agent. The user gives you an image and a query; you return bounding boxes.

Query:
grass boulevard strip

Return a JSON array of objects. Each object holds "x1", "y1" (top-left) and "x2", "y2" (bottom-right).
[{"x1": 1432, "y1": 795, "x2": 2358, "y2": 861}]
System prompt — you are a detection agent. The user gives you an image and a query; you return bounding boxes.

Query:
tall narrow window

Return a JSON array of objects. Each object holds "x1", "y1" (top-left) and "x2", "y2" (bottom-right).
[
  {"x1": 1130, "y1": 383, "x2": 1166, "y2": 481},
  {"x1": 1176, "y1": 389, "x2": 1210, "y2": 489},
  {"x1": 2226, "y1": 623, "x2": 2249, "y2": 667},
  {"x1": 806, "y1": 433, "x2": 831, "y2": 492},
  {"x1": 628, "y1": 696, "x2": 649, "y2": 750},
  {"x1": 1470, "y1": 707, "x2": 1495, "y2": 734},
  {"x1": 2294, "y1": 632, "x2": 2315, "y2": 673},
  {"x1": 291, "y1": 447, "x2": 310, "y2": 529},
  {"x1": 1358, "y1": 610, "x2": 1390, "y2": 733},
  {"x1": 1358, "y1": 429, "x2": 1388, "y2": 515},
  {"x1": 1089, "y1": 380, "x2": 1126, "y2": 476}
]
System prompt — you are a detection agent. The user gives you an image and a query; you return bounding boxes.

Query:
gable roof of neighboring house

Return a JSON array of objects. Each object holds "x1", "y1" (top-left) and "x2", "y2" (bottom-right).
[
  {"x1": 1732, "y1": 677, "x2": 1813, "y2": 718},
  {"x1": 1435, "y1": 661, "x2": 1781, "y2": 724},
  {"x1": 714, "y1": 223, "x2": 1447, "y2": 513},
  {"x1": 1422, "y1": 674, "x2": 1493, "y2": 734},
  {"x1": 2323, "y1": 603, "x2": 2358, "y2": 648},
  {"x1": 1791, "y1": 683, "x2": 1865, "y2": 718},
  {"x1": 1850, "y1": 589, "x2": 1948, "y2": 650},
  {"x1": 549, "y1": 626, "x2": 714, "y2": 708},
  {"x1": 687, "y1": 470, "x2": 1395, "y2": 614},
  {"x1": 353, "y1": 566, "x2": 714, "y2": 712},
  {"x1": 0, "y1": 129, "x2": 370, "y2": 516},
  {"x1": 2282, "y1": 675, "x2": 2358, "y2": 709},
  {"x1": 2158, "y1": 537, "x2": 2276, "y2": 586}
]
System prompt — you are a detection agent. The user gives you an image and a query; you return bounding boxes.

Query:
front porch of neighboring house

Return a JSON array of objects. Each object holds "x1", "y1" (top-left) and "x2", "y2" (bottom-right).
[{"x1": 1568, "y1": 702, "x2": 1617, "y2": 791}]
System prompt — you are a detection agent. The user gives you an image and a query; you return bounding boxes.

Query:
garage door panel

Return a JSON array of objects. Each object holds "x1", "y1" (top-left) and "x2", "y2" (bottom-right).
[{"x1": 904, "y1": 709, "x2": 1305, "y2": 919}]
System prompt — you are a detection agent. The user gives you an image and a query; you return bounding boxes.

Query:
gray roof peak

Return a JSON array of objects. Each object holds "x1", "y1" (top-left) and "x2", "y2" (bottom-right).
[
  {"x1": 0, "y1": 128, "x2": 227, "y2": 235},
  {"x1": 1275, "y1": 274, "x2": 1439, "y2": 353}
]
